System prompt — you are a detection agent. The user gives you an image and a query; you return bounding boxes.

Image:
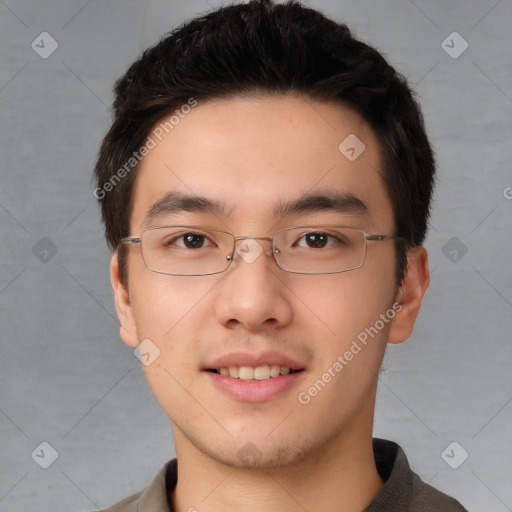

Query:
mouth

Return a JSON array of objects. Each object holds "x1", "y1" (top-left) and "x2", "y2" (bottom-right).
[{"x1": 202, "y1": 352, "x2": 307, "y2": 402}]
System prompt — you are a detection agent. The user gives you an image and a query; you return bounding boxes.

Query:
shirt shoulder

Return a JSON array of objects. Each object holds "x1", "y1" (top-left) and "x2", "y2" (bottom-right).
[
  {"x1": 99, "y1": 490, "x2": 142, "y2": 512},
  {"x1": 367, "y1": 439, "x2": 468, "y2": 512},
  {"x1": 99, "y1": 460, "x2": 177, "y2": 512},
  {"x1": 409, "y1": 472, "x2": 468, "y2": 511}
]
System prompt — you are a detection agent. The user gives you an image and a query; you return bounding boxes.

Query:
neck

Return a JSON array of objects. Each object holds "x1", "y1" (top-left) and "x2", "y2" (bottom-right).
[{"x1": 171, "y1": 425, "x2": 383, "y2": 512}]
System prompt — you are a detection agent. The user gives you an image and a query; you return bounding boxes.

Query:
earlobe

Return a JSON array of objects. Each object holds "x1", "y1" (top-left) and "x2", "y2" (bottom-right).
[
  {"x1": 110, "y1": 252, "x2": 139, "y2": 347},
  {"x1": 388, "y1": 246, "x2": 430, "y2": 345}
]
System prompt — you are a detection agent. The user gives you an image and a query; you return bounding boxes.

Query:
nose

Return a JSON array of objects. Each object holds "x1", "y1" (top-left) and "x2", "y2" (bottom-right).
[{"x1": 215, "y1": 237, "x2": 293, "y2": 332}]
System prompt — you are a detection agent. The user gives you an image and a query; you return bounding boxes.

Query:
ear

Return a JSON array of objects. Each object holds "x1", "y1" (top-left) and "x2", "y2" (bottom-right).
[
  {"x1": 110, "y1": 252, "x2": 139, "y2": 347},
  {"x1": 388, "y1": 246, "x2": 430, "y2": 345}
]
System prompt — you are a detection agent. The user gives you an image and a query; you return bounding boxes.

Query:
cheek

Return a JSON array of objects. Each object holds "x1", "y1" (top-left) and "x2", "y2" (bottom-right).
[
  {"x1": 128, "y1": 273, "x2": 225, "y2": 382},
  {"x1": 129, "y1": 269, "x2": 216, "y2": 339},
  {"x1": 129, "y1": 277, "x2": 214, "y2": 413},
  {"x1": 295, "y1": 265, "x2": 396, "y2": 348},
  {"x1": 292, "y1": 271, "x2": 395, "y2": 422}
]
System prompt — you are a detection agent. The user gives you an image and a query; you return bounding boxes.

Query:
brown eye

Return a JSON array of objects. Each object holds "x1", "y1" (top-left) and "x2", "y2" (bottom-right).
[
  {"x1": 182, "y1": 233, "x2": 206, "y2": 248},
  {"x1": 304, "y1": 233, "x2": 328, "y2": 248}
]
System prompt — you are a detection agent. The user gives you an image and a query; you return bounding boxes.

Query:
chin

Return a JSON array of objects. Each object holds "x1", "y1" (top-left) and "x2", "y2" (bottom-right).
[{"x1": 203, "y1": 436, "x2": 313, "y2": 471}]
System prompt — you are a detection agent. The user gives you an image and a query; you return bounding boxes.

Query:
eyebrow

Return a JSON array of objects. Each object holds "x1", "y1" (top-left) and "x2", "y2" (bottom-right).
[{"x1": 142, "y1": 190, "x2": 368, "y2": 227}]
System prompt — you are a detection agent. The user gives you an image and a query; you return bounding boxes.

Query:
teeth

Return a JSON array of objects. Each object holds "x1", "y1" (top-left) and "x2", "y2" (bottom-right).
[
  {"x1": 216, "y1": 365, "x2": 296, "y2": 380},
  {"x1": 270, "y1": 365, "x2": 281, "y2": 377},
  {"x1": 253, "y1": 365, "x2": 270, "y2": 380},
  {"x1": 238, "y1": 366, "x2": 254, "y2": 380}
]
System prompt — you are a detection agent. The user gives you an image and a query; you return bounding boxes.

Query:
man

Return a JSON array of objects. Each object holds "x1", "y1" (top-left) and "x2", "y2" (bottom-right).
[{"x1": 94, "y1": 0, "x2": 468, "y2": 510}]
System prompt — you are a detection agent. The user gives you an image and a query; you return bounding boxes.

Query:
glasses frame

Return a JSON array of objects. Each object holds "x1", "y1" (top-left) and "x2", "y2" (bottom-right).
[{"x1": 120, "y1": 225, "x2": 405, "y2": 276}]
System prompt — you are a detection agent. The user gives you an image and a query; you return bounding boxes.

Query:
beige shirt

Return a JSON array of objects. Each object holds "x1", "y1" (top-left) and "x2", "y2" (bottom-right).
[{"x1": 100, "y1": 439, "x2": 468, "y2": 511}]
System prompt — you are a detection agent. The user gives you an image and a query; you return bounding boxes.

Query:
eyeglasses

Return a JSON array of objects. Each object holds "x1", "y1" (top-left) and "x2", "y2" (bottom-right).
[{"x1": 120, "y1": 225, "x2": 403, "y2": 276}]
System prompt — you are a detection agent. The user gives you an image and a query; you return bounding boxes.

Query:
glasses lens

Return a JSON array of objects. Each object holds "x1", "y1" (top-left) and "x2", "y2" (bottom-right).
[
  {"x1": 141, "y1": 226, "x2": 234, "y2": 275},
  {"x1": 273, "y1": 226, "x2": 366, "y2": 274}
]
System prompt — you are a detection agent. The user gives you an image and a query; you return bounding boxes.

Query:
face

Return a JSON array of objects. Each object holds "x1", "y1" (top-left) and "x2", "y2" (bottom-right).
[{"x1": 111, "y1": 94, "x2": 428, "y2": 470}]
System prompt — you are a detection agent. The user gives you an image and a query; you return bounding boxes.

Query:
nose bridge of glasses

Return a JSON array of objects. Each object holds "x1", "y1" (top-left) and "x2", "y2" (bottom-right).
[{"x1": 226, "y1": 235, "x2": 278, "y2": 262}]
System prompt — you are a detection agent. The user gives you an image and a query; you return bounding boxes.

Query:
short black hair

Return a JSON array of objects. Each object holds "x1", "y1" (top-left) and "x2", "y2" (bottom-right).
[{"x1": 94, "y1": 0, "x2": 436, "y2": 286}]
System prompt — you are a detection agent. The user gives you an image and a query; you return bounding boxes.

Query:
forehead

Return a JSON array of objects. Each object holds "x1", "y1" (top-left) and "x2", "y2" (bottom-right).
[{"x1": 130, "y1": 94, "x2": 393, "y2": 231}]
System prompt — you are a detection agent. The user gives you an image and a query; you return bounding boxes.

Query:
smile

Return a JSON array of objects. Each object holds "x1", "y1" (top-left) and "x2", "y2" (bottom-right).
[{"x1": 209, "y1": 365, "x2": 303, "y2": 381}]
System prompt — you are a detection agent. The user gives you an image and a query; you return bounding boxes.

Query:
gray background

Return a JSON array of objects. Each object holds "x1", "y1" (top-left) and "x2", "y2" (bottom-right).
[{"x1": 0, "y1": 0, "x2": 511, "y2": 510}]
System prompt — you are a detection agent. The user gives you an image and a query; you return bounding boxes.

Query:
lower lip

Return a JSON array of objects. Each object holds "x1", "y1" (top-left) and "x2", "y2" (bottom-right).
[{"x1": 203, "y1": 370, "x2": 305, "y2": 402}]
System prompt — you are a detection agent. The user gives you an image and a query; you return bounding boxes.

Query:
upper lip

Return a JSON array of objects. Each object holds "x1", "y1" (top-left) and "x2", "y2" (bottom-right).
[{"x1": 204, "y1": 351, "x2": 306, "y2": 371}]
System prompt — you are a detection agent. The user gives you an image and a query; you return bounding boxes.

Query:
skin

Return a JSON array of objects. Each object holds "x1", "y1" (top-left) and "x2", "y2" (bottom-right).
[{"x1": 110, "y1": 94, "x2": 430, "y2": 512}]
